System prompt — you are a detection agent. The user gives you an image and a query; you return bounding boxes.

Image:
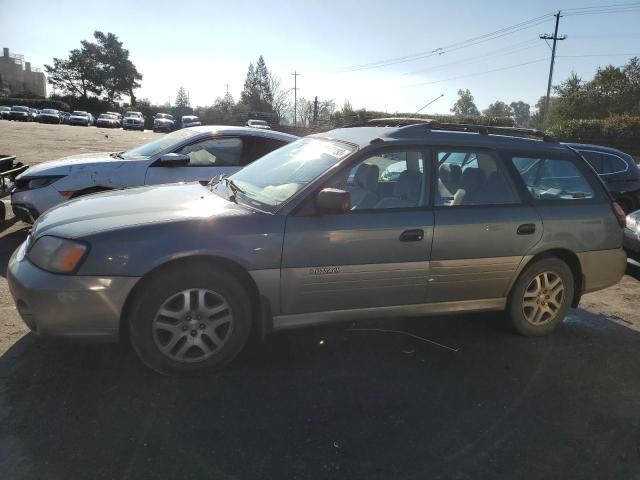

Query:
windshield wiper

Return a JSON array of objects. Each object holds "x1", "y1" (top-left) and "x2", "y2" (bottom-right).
[
  {"x1": 110, "y1": 151, "x2": 125, "y2": 159},
  {"x1": 208, "y1": 174, "x2": 245, "y2": 203}
]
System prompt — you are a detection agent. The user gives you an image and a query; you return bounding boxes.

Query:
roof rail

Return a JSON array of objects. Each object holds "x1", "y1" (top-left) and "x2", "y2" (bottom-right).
[
  {"x1": 343, "y1": 117, "x2": 435, "y2": 128},
  {"x1": 344, "y1": 117, "x2": 557, "y2": 142}
]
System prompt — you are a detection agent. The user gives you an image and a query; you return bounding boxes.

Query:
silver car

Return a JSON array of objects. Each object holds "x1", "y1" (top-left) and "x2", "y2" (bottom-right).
[{"x1": 8, "y1": 121, "x2": 627, "y2": 375}]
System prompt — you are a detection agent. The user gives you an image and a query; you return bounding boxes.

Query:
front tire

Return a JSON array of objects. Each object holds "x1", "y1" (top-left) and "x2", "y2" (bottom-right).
[
  {"x1": 507, "y1": 257, "x2": 574, "y2": 337},
  {"x1": 128, "y1": 265, "x2": 252, "y2": 375}
]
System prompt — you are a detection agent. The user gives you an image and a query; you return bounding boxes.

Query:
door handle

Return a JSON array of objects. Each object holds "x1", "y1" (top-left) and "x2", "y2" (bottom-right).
[
  {"x1": 400, "y1": 229, "x2": 424, "y2": 242},
  {"x1": 517, "y1": 223, "x2": 536, "y2": 235}
]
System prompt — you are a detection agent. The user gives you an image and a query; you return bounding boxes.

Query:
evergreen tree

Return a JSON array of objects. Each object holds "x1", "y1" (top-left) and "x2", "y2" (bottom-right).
[{"x1": 175, "y1": 86, "x2": 190, "y2": 108}]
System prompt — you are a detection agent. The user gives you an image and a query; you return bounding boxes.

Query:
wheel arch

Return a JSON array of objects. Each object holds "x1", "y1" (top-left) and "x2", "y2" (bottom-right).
[
  {"x1": 69, "y1": 185, "x2": 113, "y2": 199},
  {"x1": 513, "y1": 249, "x2": 583, "y2": 308},
  {"x1": 119, "y1": 255, "x2": 269, "y2": 342}
]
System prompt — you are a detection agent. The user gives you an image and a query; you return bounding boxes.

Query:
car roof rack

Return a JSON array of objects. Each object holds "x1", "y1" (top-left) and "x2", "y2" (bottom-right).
[{"x1": 345, "y1": 117, "x2": 558, "y2": 143}]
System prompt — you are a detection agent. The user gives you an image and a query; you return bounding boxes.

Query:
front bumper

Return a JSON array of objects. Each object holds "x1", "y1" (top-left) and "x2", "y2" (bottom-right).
[
  {"x1": 97, "y1": 121, "x2": 118, "y2": 128},
  {"x1": 8, "y1": 114, "x2": 29, "y2": 121},
  {"x1": 123, "y1": 122, "x2": 144, "y2": 130},
  {"x1": 39, "y1": 116, "x2": 60, "y2": 124},
  {"x1": 153, "y1": 122, "x2": 173, "y2": 132},
  {"x1": 11, "y1": 185, "x2": 65, "y2": 222},
  {"x1": 7, "y1": 242, "x2": 140, "y2": 340}
]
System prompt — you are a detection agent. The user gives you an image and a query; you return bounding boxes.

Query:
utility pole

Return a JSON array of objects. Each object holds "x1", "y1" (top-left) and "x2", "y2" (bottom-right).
[
  {"x1": 225, "y1": 84, "x2": 230, "y2": 94},
  {"x1": 291, "y1": 71, "x2": 300, "y2": 126},
  {"x1": 540, "y1": 11, "x2": 566, "y2": 125}
]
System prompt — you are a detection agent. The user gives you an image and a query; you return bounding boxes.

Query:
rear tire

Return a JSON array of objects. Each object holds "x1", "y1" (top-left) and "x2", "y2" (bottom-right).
[
  {"x1": 128, "y1": 265, "x2": 252, "y2": 375},
  {"x1": 507, "y1": 257, "x2": 574, "y2": 337}
]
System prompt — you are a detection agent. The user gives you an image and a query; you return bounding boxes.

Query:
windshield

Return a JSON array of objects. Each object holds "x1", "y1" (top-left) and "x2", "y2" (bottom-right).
[
  {"x1": 12, "y1": 106, "x2": 29, "y2": 112},
  {"x1": 42, "y1": 109, "x2": 58, "y2": 114},
  {"x1": 156, "y1": 113, "x2": 173, "y2": 119},
  {"x1": 251, "y1": 120, "x2": 267, "y2": 126},
  {"x1": 121, "y1": 128, "x2": 199, "y2": 160},
  {"x1": 125, "y1": 112, "x2": 142, "y2": 117},
  {"x1": 99, "y1": 114, "x2": 115, "y2": 119},
  {"x1": 224, "y1": 138, "x2": 354, "y2": 212},
  {"x1": 183, "y1": 116, "x2": 199, "y2": 122},
  {"x1": 71, "y1": 111, "x2": 88, "y2": 116}
]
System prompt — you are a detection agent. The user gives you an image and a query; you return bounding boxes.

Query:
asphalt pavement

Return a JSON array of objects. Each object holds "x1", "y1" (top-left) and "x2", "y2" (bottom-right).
[{"x1": 1, "y1": 279, "x2": 639, "y2": 479}]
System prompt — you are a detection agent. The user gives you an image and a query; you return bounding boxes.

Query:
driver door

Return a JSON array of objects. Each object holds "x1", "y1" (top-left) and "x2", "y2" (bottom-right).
[
  {"x1": 144, "y1": 137, "x2": 244, "y2": 185},
  {"x1": 280, "y1": 149, "x2": 433, "y2": 315}
]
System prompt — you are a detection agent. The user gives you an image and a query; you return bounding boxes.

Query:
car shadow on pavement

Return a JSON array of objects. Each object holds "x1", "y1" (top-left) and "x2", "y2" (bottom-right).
[{"x1": 1, "y1": 310, "x2": 639, "y2": 480}]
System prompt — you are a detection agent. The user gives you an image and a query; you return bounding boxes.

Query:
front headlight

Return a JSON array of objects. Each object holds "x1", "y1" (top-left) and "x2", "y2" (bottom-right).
[
  {"x1": 626, "y1": 211, "x2": 640, "y2": 234},
  {"x1": 27, "y1": 236, "x2": 88, "y2": 274},
  {"x1": 24, "y1": 176, "x2": 65, "y2": 190}
]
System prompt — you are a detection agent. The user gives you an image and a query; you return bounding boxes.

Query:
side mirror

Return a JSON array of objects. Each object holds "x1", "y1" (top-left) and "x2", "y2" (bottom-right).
[
  {"x1": 158, "y1": 153, "x2": 190, "y2": 166},
  {"x1": 316, "y1": 188, "x2": 351, "y2": 213}
]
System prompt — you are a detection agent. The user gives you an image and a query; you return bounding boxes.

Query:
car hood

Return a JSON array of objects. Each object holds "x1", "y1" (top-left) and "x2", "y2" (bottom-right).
[
  {"x1": 70, "y1": 115, "x2": 88, "y2": 120},
  {"x1": 18, "y1": 152, "x2": 133, "y2": 177},
  {"x1": 32, "y1": 182, "x2": 252, "y2": 239}
]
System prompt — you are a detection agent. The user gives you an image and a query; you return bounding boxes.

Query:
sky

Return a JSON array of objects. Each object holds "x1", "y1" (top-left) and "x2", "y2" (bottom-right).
[{"x1": 1, "y1": 0, "x2": 639, "y2": 115}]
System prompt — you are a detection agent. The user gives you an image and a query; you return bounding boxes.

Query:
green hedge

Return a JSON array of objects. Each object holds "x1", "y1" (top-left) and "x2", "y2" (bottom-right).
[
  {"x1": 0, "y1": 97, "x2": 70, "y2": 111},
  {"x1": 549, "y1": 116, "x2": 640, "y2": 158}
]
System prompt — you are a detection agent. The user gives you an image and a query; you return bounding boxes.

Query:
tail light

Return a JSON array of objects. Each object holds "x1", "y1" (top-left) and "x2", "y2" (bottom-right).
[{"x1": 612, "y1": 202, "x2": 626, "y2": 228}]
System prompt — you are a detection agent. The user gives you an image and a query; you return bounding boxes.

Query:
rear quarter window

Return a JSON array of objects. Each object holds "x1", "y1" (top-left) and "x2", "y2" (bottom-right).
[
  {"x1": 578, "y1": 150, "x2": 628, "y2": 175},
  {"x1": 510, "y1": 154, "x2": 603, "y2": 201}
]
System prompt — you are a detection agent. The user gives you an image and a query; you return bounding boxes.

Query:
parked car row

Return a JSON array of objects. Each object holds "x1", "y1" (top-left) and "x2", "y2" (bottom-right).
[{"x1": 5, "y1": 119, "x2": 633, "y2": 375}]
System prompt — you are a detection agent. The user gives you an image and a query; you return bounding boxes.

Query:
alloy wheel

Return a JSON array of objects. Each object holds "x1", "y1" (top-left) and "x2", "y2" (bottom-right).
[
  {"x1": 522, "y1": 271, "x2": 564, "y2": 325},
  {"x1": 152, "y1": 288, "x2": 234, "y2": 362}
]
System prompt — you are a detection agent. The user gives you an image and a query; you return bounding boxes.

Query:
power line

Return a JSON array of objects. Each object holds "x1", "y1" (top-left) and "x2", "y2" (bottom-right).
[
  {"x1": 563, "y1": 1, "x2": 640, "y2": 12},
  {"x1": 338, "y1": 12, "x2": 556, "y2": 72},
  {"x1": 409, "y1": 52, "x2": 638, "y2": 87},
  {"x1": 411, "y1": 57, "x2": 550, "y2": 86},
  {"x1": 558, "y1": 53, "x2": 640, "y2": 58},
  {"x1": 403, "y1": 39, "x2": 542, "y2": 76}
]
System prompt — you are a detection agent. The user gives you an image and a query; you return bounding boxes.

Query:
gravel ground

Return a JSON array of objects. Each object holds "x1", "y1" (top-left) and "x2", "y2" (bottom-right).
[
  {"x1": 0, "y1": 120, "x2": 157, "y2": 165},
  {"x1": 0, "y1": 120, "x2": 639, "y2": 479}
]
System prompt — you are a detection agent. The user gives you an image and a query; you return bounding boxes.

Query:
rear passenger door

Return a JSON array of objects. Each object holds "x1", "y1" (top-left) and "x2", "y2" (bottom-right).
[{"x1": 429, "y1": 148, "x2": 542, "y2": 304}]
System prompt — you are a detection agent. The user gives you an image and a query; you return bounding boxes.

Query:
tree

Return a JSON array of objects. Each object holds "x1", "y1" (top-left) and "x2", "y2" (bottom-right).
[
  {"x1": 240, "y1": 56, "x2": 275, "y2": 112},
  {"x1": 240, "y1": 62, "x2": 257, "y2": 108},
  {"x1": 45, "y1": 31, "x2": 142, "y2": 104},
  {"x1": 82, "y1": 31, "x2": 142, "y2": 105},
  {"x1": 175, "y1": 86, "x2": 191, "y2": 110},
  {"x1": 482, "y1": 100, "x2": 513, "y2": 119},
  {"x1": 549, "y1": 58, "x2": 640, "y2": 124},
  {"x1": 509, "y1": 101, "x2": 531, "y2": 127},
  {"x1": 450, "y1": 89, "x2": 480, "y2": 116},
  {"x1": 45, "y1": 48, "x2": 102, "y2": 99},
  {"x1": 269, "y1": 74, "x2": 290, "y2": 123}
]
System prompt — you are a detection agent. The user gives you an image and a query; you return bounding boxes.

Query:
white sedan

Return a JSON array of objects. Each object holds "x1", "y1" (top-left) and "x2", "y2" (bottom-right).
[{"x1": 11, "y1": 126, "x2": 298, "y2": 222}]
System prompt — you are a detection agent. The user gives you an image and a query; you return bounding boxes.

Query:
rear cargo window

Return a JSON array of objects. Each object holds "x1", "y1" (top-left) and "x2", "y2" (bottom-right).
[{"x1": 511, "y1": 156, "x2": 595, "y2": 200}]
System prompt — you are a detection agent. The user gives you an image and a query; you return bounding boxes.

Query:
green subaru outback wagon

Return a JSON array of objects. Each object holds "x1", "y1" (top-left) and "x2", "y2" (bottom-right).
[{"x1": 8, "y1": 119, "x2": 627, "y2": 374}]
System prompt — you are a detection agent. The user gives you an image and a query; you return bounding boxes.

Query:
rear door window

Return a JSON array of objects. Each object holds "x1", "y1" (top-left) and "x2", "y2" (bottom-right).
[
  {"x1": 436, "y1": 150, "x2": 519, "y2": 206},
  {"x1": 511, "y1": 156, "x2": 596, "y2": 200}
]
